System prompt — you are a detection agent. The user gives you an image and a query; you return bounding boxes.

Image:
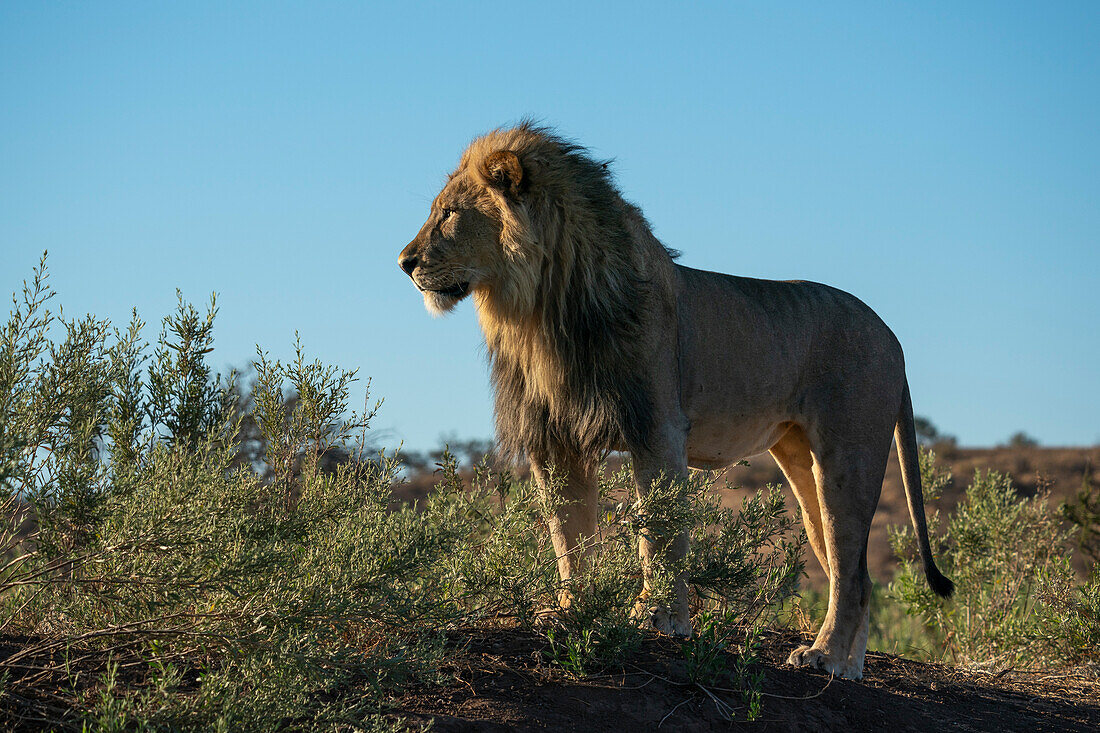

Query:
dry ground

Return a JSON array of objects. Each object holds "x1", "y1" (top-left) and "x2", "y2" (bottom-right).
[
  {"x1": 391, "y1": 626, "x2": 1100, "y2": 732},
  {"x1": 387, "y1": 446, "x2": 1100, "y2": 731}
]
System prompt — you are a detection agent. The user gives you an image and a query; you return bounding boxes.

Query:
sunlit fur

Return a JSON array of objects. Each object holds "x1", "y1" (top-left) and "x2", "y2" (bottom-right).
[
  {"x1": 446, "y1": 122, "x2": 678, "y2": 466},
  {"x1": 423, "y1": 290, "x2": 461, "y2": 316}
]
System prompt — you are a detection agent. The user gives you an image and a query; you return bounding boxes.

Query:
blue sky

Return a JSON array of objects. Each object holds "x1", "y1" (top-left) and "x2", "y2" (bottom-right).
[{"x1": 2, "y1": 2, "x2": 1098, "y2": 449}]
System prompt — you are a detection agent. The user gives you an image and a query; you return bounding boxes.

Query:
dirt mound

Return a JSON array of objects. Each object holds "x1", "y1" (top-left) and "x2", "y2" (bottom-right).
[{"x1": 391, "y1": 627, "x2": 1100, "y2": 732}]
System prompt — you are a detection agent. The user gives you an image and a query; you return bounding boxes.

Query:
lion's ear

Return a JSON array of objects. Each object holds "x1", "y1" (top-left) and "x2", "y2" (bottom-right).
[{"x1": 482, "y1": 150, "x2": 525, "y2": 198}]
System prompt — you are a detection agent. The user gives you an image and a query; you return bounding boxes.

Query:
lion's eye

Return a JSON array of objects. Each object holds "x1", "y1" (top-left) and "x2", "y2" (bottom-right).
[{"x1": 440, "y1": 208, "x2": 454, "y2": 221}]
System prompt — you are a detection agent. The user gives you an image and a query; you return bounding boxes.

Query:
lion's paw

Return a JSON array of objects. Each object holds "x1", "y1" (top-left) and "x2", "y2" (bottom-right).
[
  {"x1": 786, "y1": 645, "x2": 863, "y2": 681},
  {"x1": 635, "y1": 604, "x2": 692, "y2": 638},
  {"x1": 533, "y1": 606, "x2": 562, "y2": 626}
]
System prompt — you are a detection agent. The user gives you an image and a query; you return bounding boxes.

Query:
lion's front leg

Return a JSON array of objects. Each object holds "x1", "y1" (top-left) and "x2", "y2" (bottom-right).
[
  {"x1": 635, "y1": 522, "x2": 691, "y2": 636},
  {"x1": 630, "y1": 448, "x2": 692, "y2": 638},
  {"x1": 531, "y1": 460, "x2": 599, "y2": 607}
]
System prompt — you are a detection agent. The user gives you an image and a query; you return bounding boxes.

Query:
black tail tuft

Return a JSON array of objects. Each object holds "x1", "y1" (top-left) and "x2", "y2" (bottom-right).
[{"x1": 925, "y1": 562, "x2": 955, "y2": 599}]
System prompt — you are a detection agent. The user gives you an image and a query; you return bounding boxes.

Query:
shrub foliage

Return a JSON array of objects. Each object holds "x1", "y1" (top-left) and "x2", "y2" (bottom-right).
[
  {"x1": 889, "y1": 451, "x2": 1099, "y2": 672},
  {"x1": 0, "y1": 257, "x2": 802, "y2": 730},
  {"x1": 9, "y1": 256, "x2": 1092, "y2": 729}
]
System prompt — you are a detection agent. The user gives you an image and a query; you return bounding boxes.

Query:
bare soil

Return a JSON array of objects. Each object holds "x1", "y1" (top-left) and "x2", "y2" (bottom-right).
[{"x1": 391, "y1": 626, "x2": 1100, "y2": 732}]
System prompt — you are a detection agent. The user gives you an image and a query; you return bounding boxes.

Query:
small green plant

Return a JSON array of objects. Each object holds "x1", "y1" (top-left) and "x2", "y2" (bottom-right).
[
  {"x1": 545, "y1": 627, "x2": 607, "y2": 677},
  {"x1": 678, "y1": 613, "x2": 764, "y2": 721},
  {"x1": 730, "y1": 628, "x2": 764, "y2": 722},
  {"x1": 682, "y1": 611, "x2": 733, "y2": 684}
]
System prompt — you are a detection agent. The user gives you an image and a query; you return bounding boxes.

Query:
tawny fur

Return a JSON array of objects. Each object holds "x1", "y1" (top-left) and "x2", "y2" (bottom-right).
[{"x1": 399, "y1": 121, "x2": 952, "y2": 681}]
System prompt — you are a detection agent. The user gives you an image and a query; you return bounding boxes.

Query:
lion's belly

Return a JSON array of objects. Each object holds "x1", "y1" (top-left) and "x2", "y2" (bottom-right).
[{"x1": 685, "y1": 415, "x2": 790, "y2": 470}]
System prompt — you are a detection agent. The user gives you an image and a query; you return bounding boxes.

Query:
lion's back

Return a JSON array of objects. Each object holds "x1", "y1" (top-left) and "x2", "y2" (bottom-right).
[{"x1": 675, "y1": 265, "x2": 907, "y2": 427}]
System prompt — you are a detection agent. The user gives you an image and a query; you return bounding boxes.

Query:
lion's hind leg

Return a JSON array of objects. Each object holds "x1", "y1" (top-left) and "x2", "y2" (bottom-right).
[
  {"x1": 784, "y1": 438, "x2": 886, "y2": 681},
  {"x1": 770, "y1": 426, "x2": 844, "y2": 674},
  {"x1": 770, "y1": 425, "x2": 829, "y2": 575}
]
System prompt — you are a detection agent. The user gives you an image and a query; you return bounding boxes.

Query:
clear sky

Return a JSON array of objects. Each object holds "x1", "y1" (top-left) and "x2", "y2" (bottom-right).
[{"x1": 3, "y1": 2, "x2": 1098, "y2": 450}]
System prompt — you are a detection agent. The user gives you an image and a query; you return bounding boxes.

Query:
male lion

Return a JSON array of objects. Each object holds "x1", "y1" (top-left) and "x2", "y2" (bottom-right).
[{"x1": 398, "y1": 122, "x2": 953, "y2": 680}]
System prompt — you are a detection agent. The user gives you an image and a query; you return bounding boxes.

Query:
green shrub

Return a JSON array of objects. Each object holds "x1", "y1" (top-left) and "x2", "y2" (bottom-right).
[
  {"x1": 540, "y1": 467, "x2": 803, "y2": 677},
  {"x1": 1, "y1": 256, "x2": 805, "y2": 729},
  {"x1": 1061, "y1": 469, "x2": 1100, "y2": 565},
  {"x1": 888, "y1": 452, "x2": 1097, "y2": 672},
  {"x1": 0, "y1": 258, "x2": 451, "y2": 730}
]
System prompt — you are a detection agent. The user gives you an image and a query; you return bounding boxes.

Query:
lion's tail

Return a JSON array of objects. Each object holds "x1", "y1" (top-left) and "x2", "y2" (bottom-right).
[{"x1": 894, "y1": 380, "x2": 955, "y2": 599}]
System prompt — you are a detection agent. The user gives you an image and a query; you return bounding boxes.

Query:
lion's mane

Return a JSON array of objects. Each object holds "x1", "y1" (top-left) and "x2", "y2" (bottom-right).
[{"x1": 459, "y1": 122, "x2": 677, "y2": 466}]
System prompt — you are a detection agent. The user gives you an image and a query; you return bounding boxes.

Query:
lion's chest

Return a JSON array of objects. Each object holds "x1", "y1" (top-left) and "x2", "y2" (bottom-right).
[{"x1": 482, "y1": 319, "x2": 565, "y2": 402}]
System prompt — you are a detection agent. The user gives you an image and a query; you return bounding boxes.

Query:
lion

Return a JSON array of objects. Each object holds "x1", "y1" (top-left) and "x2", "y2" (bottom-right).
[{"x1": 398, "y1": 122, "x2": 953, "y2": 680}]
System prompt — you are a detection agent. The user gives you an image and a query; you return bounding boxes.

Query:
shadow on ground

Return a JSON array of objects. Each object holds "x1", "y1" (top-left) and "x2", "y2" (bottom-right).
[{"x1": 392, "y1": 627, "x2": 1100, "y2": 732}]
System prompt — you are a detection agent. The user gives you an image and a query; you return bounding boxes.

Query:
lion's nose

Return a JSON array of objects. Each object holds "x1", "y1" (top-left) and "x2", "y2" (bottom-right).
[{"x1": 399, "y1": 253, "x2": 419, "y2": 276}]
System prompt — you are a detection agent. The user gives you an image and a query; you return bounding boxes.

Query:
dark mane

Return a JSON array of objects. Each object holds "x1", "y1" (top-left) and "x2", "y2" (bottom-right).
[{"x1": 464, "y1": 122, "x2": 675, "y2": 467}]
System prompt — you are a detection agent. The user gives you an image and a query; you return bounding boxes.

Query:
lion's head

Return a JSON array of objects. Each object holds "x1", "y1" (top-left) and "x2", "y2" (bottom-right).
[
  {"x1": 399, "y1": 122, "x2": 676, "y2": 463},
  {"x1": 396, "y1": 166, "x2": 504, "y2": 317},
  {"x1": 397, "y1": 126, "x2": 544, "y2": 317}
]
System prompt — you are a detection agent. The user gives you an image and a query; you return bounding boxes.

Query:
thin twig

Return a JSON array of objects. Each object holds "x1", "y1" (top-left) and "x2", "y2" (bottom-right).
[
  {"x1": 626, "y1": 663, "x2": 690, "y2": 687},
  {"x1": 696, "y1": 683, "x2": 736, "y2": 721},
  {"x1": 2, "y1": 613, "x2": 230, "y2": 667},
  {"x1": 0, "y1": 581, "x2": 50, "y2": 632},
  {"x1": 658, "y1": 695, "x2": 694, "y2": 728}
]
